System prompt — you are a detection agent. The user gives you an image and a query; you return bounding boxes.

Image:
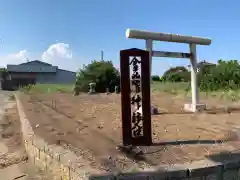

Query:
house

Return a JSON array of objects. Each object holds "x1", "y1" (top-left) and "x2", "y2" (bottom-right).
[{"x1": 6, "y1": 60, "x2": 76, "y2": 87}]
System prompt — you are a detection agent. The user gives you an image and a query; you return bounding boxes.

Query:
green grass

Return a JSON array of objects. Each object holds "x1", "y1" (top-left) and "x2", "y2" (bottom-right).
[
  {"x1": 206, "y1": 89, "x2": 240, "y2": 102},
  {"x1": 19, "y1": 82, "x2": 240, "y2": 102},
  {"x1": 152, "y1": 81, "x2": 190, "y2": 94},
  {"x1": 152, "y1": 81, "x2": 240, "y2": 102},
  {"x1": 19, "y1": 84, "x2": 74, "y2": 93}
]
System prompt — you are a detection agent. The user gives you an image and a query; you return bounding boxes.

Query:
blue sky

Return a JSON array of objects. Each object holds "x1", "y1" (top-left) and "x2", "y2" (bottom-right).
[{"x1": 0, "y1": 0, "x2": 239, "y2": 75}]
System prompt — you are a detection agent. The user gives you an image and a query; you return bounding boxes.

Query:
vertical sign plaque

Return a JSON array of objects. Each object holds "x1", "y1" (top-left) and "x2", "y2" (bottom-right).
[{"x1": 120, "y1": 48, "x2": 152, "y2": 146}]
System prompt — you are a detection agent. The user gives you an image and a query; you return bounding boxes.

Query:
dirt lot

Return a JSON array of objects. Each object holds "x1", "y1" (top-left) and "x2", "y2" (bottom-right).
[
  {"x1": 19, "y1": 92, "x2": 240, "y2": 173},
  {"x1": 0, "y1": 100, "x2": 51, "y2": 179},
  {"x1": 0, "y1": 102, "x2": 27, "y2": 169}
]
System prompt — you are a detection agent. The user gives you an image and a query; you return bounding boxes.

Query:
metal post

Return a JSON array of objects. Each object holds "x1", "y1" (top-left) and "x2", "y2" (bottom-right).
[
  {"x1": 101, "y1": 50, "x2": 104, "y2": 61},
  {"x1": 189, "y1": 43, "x2": 198, "y2": 105}
]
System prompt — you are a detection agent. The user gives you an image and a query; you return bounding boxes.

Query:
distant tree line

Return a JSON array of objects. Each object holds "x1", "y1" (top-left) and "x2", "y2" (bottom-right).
[
  {"x1": 73, "y1": 59, "x2": 240, "y2": 94},
  {"x1": 152, "y1": 60, "x2": 240, "y2": 91}
]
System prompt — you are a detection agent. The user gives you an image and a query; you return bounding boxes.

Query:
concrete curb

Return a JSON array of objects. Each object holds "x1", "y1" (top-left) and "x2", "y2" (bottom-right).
[{"x1": 15, "y1": 93, "x2": 240, "y2": 180}]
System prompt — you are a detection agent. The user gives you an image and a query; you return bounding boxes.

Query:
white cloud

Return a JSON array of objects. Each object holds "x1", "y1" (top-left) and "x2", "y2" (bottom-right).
[
  {"x1": 0, "y1": 50, "x2": 29, "y2": 67},
  {"x1": 41, "y1": 43, "x2": 77, "y2": 71},
  {"x1": 42, "y1": 43, "x2": 72, "y2": 62},
  {"x1": 0, "y1": 43, "x2": 77, "y2": 71},
  {"x1": 13, "y1": 50, "x2": 29, "y2": 59}
]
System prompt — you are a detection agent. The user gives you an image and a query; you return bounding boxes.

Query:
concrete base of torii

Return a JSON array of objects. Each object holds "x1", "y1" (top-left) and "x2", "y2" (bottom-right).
[{"x1": 184, "y1": 103, "x2": 206, "y2": 112}]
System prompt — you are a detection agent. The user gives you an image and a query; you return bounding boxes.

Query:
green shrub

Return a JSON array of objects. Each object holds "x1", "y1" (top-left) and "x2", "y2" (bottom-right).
[
  {"x1": 151, "y1": 75, "x2": 160, "y2": 81},
  {"x1": 162, "y1": 66, "x2": 190, "y2": 82},
  {"x1": 199, "y1": 60, "x2": 240, "y2": 91},
  {"x1": 75, "y1": 60, "x2": 120, "y2": 93},
  {"x1": 161, "y1": 60, "x2": 240, "y2": 92}
]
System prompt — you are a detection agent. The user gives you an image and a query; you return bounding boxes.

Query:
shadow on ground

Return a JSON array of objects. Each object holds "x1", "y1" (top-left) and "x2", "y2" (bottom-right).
[
  {"x1": 158, "y1": 107, "x2": 240, "y2": 115},
  {"x1": 152, "y1": 139, "x2": 225, "y2": 146},
  {"x1": 90, "y1": 151, "x2": 240, "y2": 180},
  {"x1": 207, "y1": 151, "x2": 240, "y2": 164},
  {"x1": 118, "y1": 139, "x2": 226, "y2": 166}
]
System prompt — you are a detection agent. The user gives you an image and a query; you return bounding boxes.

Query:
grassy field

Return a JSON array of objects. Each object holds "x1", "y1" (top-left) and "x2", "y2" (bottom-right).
[
  {"x1": 19, "y1": 84, "x2": 73, "y2": 93},
  {"x1": 151, "y1": 81, "x2": 189, "y2": 93},
  {"x1": 152, "y1": 81, "x2": 240, "y2": 102},
  {"x1": 18, "y1": 82, "x2": 240, "y2": 102}
]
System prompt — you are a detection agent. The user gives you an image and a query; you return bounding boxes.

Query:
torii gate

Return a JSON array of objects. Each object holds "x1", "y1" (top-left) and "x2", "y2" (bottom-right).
[{"x1": 126, "y1": 29, "x2": 212, "y2": 112}]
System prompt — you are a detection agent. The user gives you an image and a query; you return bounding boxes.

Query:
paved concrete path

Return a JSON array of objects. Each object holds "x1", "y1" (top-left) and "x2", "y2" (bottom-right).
[{"x1": 0, "y1": 90, "x2": 49, "y2": 180}]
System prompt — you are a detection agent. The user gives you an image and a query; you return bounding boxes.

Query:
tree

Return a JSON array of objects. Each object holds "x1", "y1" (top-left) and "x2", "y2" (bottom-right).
[
  {"x1": 151, "y1": 75, "x2": 160, "y2": 81},
  {"x1": 199, "y1": 60, "x2": 240, "y2": 91},
  {"x1": 162, "y1": 66, "x2": 190, "y2": 82},
  {"x1": 0, "y1": 68, "x2": 7, "y2": 79},
  {"x1": 75, "y1": 60, "x2": 120, "y2": 93}
]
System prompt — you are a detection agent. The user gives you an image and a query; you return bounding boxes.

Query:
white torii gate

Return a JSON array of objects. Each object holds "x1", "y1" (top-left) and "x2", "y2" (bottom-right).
[{"x1": 126, "y1": 29, "x2": 212, "y2": 112}]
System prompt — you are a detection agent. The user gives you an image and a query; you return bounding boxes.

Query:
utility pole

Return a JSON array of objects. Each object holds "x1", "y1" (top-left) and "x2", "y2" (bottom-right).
[{"x1": 101, "y1": 50, "x2": 104, "y2": 61}]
